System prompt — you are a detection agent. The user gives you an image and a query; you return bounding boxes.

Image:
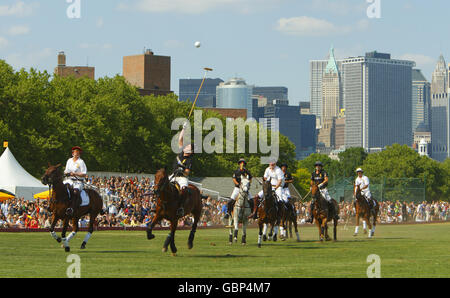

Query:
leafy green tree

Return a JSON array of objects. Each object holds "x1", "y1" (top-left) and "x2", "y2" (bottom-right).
[{"x1": 338, "y1": 147, "x2": 368, "y2": 177}]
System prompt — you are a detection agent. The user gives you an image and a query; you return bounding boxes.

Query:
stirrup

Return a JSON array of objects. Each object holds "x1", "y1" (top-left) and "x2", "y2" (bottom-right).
[{"x1": 66, "y1": 208, "x2": 74, "y2": 216}]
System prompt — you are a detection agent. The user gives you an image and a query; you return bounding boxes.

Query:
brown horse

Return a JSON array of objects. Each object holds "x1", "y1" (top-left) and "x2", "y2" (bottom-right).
[
  {"x1": 41, "y1": 164, "x2": 103, "y2": 252},
  {"x1": 257, "y1": 179, "x2": 281, "y2": 248},
  {"x1": 146, "y1": 168, "x2": 202, "y2": 256},
  {"x1": 354, "y1": 185, "x2": 379, "y2": 238},
  {"x1": 311, "y1": 183, "x2": 339, "y2": 241},
  {"x1": 279, "y1": 199, "x2": 300, "y2": 242}
]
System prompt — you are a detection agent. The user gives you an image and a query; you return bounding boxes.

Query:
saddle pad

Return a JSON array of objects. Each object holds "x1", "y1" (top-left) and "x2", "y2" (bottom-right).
[{"x1": 80, "y1": 190, "x2": 89, "y2": 206}]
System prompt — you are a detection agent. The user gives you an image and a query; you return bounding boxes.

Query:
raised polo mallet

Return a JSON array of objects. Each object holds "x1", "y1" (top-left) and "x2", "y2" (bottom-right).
[{"x1": 188, "y1": 67, "x2": 213, "y2": 120}]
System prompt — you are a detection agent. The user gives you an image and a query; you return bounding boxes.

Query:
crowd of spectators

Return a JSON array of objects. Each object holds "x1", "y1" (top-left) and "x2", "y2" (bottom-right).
[{"x1": 1, "y1": 175, "x2": 449, "y2": 229}]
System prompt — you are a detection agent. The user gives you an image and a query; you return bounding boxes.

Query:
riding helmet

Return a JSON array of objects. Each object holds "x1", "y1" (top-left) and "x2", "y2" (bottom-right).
[
  {"x1": 314, "y1": 161, "x2": 323, "y2": 167},
  {"x1": 238, "y1": 158, "x2": 247, "y2": 165}
]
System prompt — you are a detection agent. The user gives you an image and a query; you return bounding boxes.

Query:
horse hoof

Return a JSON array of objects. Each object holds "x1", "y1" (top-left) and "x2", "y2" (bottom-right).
[
  {"x1": 353, "y1": 233, "x2": 358, "y2": 237},
  {"x1": 80, "y1": 242, "x2": 86, "y2": 249},
  {"x1": 65, "y1": 247, "x2": 70, "y2": 252},
  {"x1": 147, "y1": 232, "x2": 155, "y2": 240},
  {"x1": 57, "y1": 238, "x2": 62, "y2": 243},
  {"x1": 263, "y1": 235, "x2": 267, "y2": 241},
  {"x1": 258, "y1": 244, "x2": 261, "y2": 248},
  {"x1": 188, "y1": 243, "x2": 193, "y2": 250},
  {"x1": 171, "y1": 253, "x2": 177, "y2": 257},
  {"x1": 241, "y1": 242, "x2": 246, "y2": 246},
  {"x1": 162, "y1": 247, "x2": 168, "y2": 253}
]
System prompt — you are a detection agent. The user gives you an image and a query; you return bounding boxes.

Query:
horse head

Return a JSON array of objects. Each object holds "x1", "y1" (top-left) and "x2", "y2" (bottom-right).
[
  {"x1": 41, "y1": 163, "x2": 62, "y2": 186},
  {"x1": 153, "y1": 168, "x2": 169, "y2": 197},
  {"x1": 354, "y1": 184, "x2": 363, "y2": 200},
  {"x1": 239, "y1": 174, "x2": 250, "y2": 194},
  {"x1": 311, "y1": 183, "x2": 321, "y2": 200}
]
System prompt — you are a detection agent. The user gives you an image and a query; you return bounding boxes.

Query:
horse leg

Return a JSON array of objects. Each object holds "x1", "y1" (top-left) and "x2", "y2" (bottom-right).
[
  {"x1": 263, "y1": 223, "x2": 268, "y2": 241},
  {"x1": 49, "y1": 214, "x2": 61, "y2": 243},
  {"x1": 258, "y1": 222, "x2": 263, "y2": 248},
  {"x1": 268, "y1": 224, "x2": 273, "y2": 241},
  {"x1": 61, "y1": 218, "x2": 71, "y2": 252},
  {"x1": 363, "y1": 218, "x2": 368, "y2": 234},
  {"x1": 146, "y1": 213, "x2": 162, "y2": 240},
  {"x1": 293, "y1": 217, "x2": 300, "y2": 242},
  {"x1": 371, "y1": 209, "x2": 378, "y2": 237},
  {"x1": 233, "y1": 208, "x2": 239, "y2": 243},
  {"x1": 354, "y1": 212, "x2": 360, "y2": 236},
  {"x1": 81, "y1": 213, "x2": 97, "y2": 249},
  {"x1": 273, "y1": 223, "x2": 279, "y2": 242},
  {"x1": 65, "y1": 217, "x2": 79, "y2": 251},
  {"x1": 169, "y1": 221, "x2": 178, "y2": 256},
  {"x1": 187, "y1": 210, "x2": 200, "y2": 250},
  {"x1": 241, "y1": 218, "x2": 247, "y2": 245},
  {"x1": 316, "y1": 218, "x2": 323, "y2": 241},
  {"x1": 333, "y1": 218, "x2": 337, "y2": 241}
]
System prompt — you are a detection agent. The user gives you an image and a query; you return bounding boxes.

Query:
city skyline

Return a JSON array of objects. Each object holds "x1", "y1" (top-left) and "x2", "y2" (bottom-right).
[{"x1": 0, "y1": 0, "x2": 449, "y2": 105}]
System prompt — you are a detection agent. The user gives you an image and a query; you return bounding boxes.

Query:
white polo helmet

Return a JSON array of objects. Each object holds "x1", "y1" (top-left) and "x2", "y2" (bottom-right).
[{"x1": 356, "y1": 168, "x2": 363, "y2": 173}]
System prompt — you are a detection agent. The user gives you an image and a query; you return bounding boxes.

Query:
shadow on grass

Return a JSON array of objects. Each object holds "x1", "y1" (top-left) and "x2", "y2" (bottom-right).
[
  {"x1": 190, "y1": 254, "x2": 262, "y2": 259},
  {"x1": 81, "y1": 250, "x2": 146, "y2": 254}
]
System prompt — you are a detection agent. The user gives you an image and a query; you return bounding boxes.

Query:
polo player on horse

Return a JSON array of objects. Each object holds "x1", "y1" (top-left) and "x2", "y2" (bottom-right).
[
  {"x1": 249, "y1": 161, "x2": 284, "y2": 220},
  {"x1": 306, "y1": 161, "x2": 339, "y2": 223},
  {"x1": 169, "y1": 121, "x2": 195, "y2": 217},
  {"x1": 354, "y1": 168, "x2": 376, "y2": 214},
  {"x1": 63, "y1": 146, "x2": 87, "y2": 216},
  {"x1": 226, "y1": 158, "x2": 253, "y2": 219}
]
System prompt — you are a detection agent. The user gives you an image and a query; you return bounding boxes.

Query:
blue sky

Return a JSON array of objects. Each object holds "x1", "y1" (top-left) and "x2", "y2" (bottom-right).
[{"x1": 0, "y1": 0, "x2": 448, "y2": 105}]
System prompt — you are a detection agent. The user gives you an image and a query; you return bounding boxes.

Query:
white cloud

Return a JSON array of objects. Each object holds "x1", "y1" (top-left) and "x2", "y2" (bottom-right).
[
  {"x1": 276, "y1": 16, "x2": 369, "y2": 37},
  {"x1": 0, "y1": 1, "x2": 37, "y2": 17},
  {"x1": 8, "y1": 25, "x2": 30, "y2": 36},
  {"x1": 399, "y1": 54, "x2": 435, "y2": 67},
  {"x1": 118, "y1": 0, "x2": 281, "y2": 14},
  {"x1": 0, "y1": 37, "x2": 9, "y2": 49},
  {"x1": 276, "y1": 16, "x2": 347, "y2": 37}
]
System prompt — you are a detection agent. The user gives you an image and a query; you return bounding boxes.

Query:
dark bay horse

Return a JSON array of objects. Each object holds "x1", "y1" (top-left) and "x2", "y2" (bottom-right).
[
  {"x1": 354, "y1": 185, "x2": 379, "y2": 238},
  {"x1": 311, "y1": 183, "x2": 339, "y2": 241},
  {"x1": 279, "y1": 200, "x2": 300, "y2": 242},
  {"x1": 257, "y1": 179, "x2": 281, "y2": 248},
  {"x1": 41, "y1": 164, "x2": 103, "y2": 252},
  {"x1": 146, "y1": 168, "x2": 202, "y2": 256}
]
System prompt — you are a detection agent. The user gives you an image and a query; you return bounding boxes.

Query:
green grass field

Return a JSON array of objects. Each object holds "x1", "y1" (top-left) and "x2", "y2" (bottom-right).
[{"x1": 1, "y1": 223, "x2": 449, "y2": 278}]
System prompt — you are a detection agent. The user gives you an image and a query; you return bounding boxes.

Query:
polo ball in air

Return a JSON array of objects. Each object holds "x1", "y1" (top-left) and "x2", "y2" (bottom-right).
[{"x1": 194, "y1": 41, "x2": 201, "y2": 48}]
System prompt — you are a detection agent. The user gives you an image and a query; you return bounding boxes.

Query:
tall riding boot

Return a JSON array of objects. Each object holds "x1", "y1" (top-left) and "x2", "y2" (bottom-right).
[
  {"x1": 248, "y1": 197, "x2": 259, "y2": 219},
  {"x1": 177, "y1": 188, "x2": 188, "y2": 217},
  {"x1": 67, "y1": 189, "x2": 80, "y2": 217}
]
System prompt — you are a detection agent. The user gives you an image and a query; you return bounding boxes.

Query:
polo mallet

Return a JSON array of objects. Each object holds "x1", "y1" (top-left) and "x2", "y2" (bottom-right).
[{"x1": 187, "y1": 67, "x2": 213, "y2": 120}]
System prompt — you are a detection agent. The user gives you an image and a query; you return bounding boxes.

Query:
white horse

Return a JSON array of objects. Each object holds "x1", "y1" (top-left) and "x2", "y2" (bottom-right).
[{"x1": 228, "y1": 175, "x2": 252, "y2": 245}]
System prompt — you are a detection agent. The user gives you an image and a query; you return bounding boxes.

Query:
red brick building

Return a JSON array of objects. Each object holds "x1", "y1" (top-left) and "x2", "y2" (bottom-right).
[{"x1": 54, "y1": 51, "x2": 95, "y2": 79}]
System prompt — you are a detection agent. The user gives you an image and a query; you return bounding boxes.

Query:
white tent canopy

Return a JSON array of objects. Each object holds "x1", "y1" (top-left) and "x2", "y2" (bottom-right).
[{"x1": 0, "y1": 147, "x2": 47, "y2": 200}]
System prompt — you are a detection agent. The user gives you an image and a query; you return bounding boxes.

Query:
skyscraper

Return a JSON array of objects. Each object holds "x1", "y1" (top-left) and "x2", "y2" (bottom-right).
[
  {"x1": 411, "y1": 69, "x2": 431, "y2": 139},
  {"x1": 343, "y1": 51, "x2": 414, "y2": 150},
  {"x1": 309, "y1": 48, "x2": 343, "y2": 127},
  {"x1": 216, "y1": 78, "x2": 253, "y2": 119},
  {"x1": 179, "y1": 78, "x2": 223, "y2": 108},
  {"x1": 430, "y1": 55, "x2": 450, "y2": 161},
  {"x1": 322, "y1": 46, "x2": 342, "y2": 121}
]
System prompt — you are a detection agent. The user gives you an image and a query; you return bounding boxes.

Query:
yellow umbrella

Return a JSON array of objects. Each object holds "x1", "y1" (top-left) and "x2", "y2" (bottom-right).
[
  {"x1": 0, "y1": 192, "x2": 15, "y2": 201},
  {"x1": 34, "y1": 190, "x2": 50, "y2": 200}
]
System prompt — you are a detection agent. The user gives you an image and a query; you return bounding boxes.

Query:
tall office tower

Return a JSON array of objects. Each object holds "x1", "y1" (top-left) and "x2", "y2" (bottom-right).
[
  {"x1": 411, "y1": 69, "x2": 432, "y2": 141},
  {"x1": 179, "y1": 78, "x2": 224, "y2": 108},
  {"x1": 123, "y1": 49, "x2": 172, "y2": 96},
  {"x1": 309, "y1": 46, "x2": 343, "y2": 128},
  {"x1": 216, "y1": 78, "x2": 253, "y2": 119},
  {"x1": 322, "y1": 46, "x2": 342, "y2": 121},
  {"x1": 343, "y1": 51, "x2": 414, "y2": 150},
  {"x1": 253, "y1": 87, "x2": 288, "y2": 102},
  {"x1": 430, "y1": 55, "x2": 450, "y2": 161},
  {"x1": 260, "y1": 103, "x2": 316, "y2": 159}
]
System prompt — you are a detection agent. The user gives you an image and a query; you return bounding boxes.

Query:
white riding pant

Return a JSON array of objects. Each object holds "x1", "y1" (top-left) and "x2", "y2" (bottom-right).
[
  {"x1": 320, "y1": 188, "x2": 332, "y2": 202},
  {"x1": 170, "y1": 175, "x2": 189, "y2": 189},
  {"x1": 258, "y1": 186, "x2": 283, "y2": 202},
  {"x1": 281, "y1": 188, "x2": 290, "y2": 203},
  {"x1": 230, "y1": 187, "x2": 252, "y2": 200},
  {"x1": 63, "y1": 178, "x2": 84, "y2": 191}
]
